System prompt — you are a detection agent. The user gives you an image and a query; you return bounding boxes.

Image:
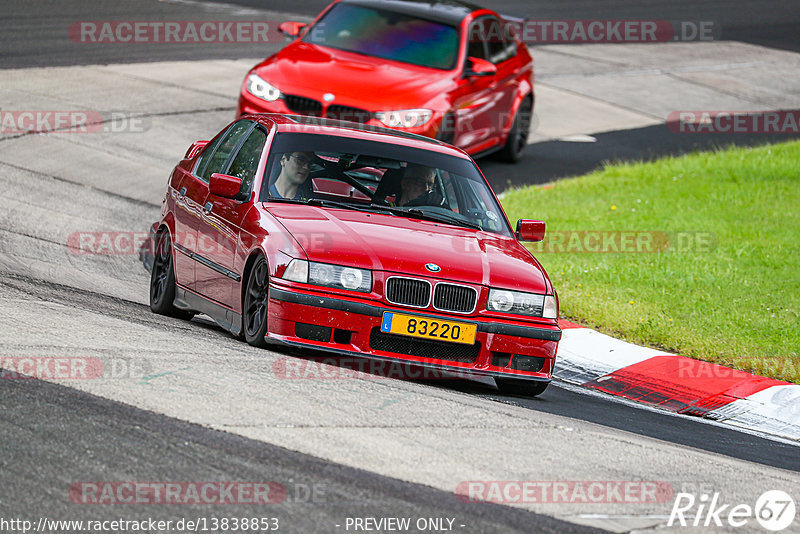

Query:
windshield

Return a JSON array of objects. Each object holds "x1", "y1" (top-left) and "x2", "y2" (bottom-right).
[
  {"x1": 302, "y1": 3, "x2": 460, "y2": 70},
  {"x1": 261, "y1": 133, "x2": 513, "y2": 237}
]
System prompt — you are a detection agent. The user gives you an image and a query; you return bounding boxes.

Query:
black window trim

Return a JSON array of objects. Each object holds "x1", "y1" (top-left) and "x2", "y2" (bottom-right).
[{"x1": 230, "y1": 124, "x2": 271, "y2": 201}]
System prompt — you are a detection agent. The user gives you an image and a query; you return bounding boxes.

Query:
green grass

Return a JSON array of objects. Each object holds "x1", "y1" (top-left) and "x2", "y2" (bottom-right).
[{"x1": 501, "y1": 141, "x2": 800, "y2": 383}]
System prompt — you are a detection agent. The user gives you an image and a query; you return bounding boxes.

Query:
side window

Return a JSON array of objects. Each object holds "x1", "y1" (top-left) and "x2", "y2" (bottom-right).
[
  {"x1": 485, "y1": 18, "x2": 514, "y2": 64},
  {"x1": 199, "y1": 120, "x2": 253, "y2": 183},
  {"x1": 227, "y1": 127, "x2": 267, "y2": 196},
  {"x1": 502, "y1": 20, "x2": 518, "y2": 61},
  {"x1": 467, "y1": 20, "x2": 487, "y2": 60}
]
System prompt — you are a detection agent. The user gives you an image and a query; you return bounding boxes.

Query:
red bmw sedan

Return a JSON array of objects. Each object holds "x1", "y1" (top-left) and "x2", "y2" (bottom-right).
[
  {"x1": 146, "y1": 114, "x2": 559, "y2": 396},
  {"x1": 237, "y1": 0, "x2": 534, "y2": 162}
]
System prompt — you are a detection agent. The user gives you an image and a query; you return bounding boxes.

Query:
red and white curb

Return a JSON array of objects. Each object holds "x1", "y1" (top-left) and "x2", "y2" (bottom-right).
[{"x1": 554, "y1": 321, "x2": 800, "y2": 442}]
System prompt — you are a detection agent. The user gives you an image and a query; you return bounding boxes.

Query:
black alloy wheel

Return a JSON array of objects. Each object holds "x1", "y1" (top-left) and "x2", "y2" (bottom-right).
[
  {"x1": 498, "y1": 97, "x2": 533, "y2": 163},
  {"x1": 149, "y1": 230, "x2": 193, "y2": 319},
  {"x1": 244, "y1": 255, "x2": 270, "y2": 347}
]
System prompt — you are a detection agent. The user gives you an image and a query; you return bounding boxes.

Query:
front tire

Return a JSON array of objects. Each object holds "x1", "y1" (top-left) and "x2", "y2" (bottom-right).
[
  {"x1": 496, "y1": 378, "x2": 549, "y2": 397},
  {"x1": 243, "y1": 255, "x2": 270, "y2": 347},
  {"x1": 149, "y1": 230, "x2": 193, "y2": 320},
  {"x1": 497, "y1": 97, "x2": 533, "y2": 163}
]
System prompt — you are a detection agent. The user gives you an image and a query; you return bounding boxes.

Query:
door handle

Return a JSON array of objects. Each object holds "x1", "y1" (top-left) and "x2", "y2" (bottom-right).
[
  {"x1": 203, "y1": 202, "x2": 213, "y2": 213},
  {"x1": 179, "y1": 187, "x2": 187, "y2": 196}
]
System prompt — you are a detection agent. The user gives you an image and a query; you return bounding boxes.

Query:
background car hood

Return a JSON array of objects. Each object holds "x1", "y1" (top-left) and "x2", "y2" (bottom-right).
[
  {"x1": 267, "y1": 204, "x2": 548, "y2": 294},
  {"x1": 253, "y1": 42, "x2": 453, "y2": 110}
]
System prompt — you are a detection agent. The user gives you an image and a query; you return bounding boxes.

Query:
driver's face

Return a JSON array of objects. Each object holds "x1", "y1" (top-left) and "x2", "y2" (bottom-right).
[
  {"x1": 282, "y1": 152, "x2": 313, "y2": 184},
  {"x1": 403, "y1": 171, "x2": 435, "y2": 197}
]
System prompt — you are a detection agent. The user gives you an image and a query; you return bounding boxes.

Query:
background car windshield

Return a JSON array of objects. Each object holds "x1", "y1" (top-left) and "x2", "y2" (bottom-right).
[
  {"x1": 303, "y1": 3, "x2": 459, "y2": 70},
  {"x1": 262, "y1": 133, "x2": 513, "y2": 237}
]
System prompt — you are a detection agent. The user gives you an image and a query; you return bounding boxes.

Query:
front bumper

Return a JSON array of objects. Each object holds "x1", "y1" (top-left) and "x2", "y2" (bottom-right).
[{"x1": 266, "y1": 285, "x2": 560, "y2": 383}]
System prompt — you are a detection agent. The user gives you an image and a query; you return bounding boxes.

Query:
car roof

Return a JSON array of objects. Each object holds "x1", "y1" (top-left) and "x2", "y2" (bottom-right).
[
  {"x1": 252, "y1": 114, "x2": 471, "y2": 158},
  {"x1": 340, "y1": 0, "x2": 488, "y2": 26}
]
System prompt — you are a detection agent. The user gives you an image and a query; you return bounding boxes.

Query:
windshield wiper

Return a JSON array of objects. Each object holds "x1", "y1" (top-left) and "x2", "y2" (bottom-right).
[
  {"x1": 307, "y1": 198, "x2": 398, "y2": 215},
  {"x1": 372, "y1": 205, "x2": 481, "y2": 230},
  {"x1": 265, "y1": 197, "x2": 309, "y2": 204}
]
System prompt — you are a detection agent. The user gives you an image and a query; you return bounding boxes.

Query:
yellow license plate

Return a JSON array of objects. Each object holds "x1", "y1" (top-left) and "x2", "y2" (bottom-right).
[{"x1": 380, "y1": 312, "x2": 477, "y2": 345}]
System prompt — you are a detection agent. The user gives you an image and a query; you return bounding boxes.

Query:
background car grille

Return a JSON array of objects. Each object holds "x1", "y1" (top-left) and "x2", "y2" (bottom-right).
[
  {"x1": 284, "y1": 94, "x2": 322, "y2": 116},
  {"x1": 386, "y1": 278, "x2": 430, "y2": 308},
  {"x1": 326, "y1": 105, "x2": 372, "y2": 123},
  {"x1": 369, "y1": 328, "x2": 480, "y2": 363},
  {"x1": 433, "y1": 283, "x2": 477, "y2": 313}
]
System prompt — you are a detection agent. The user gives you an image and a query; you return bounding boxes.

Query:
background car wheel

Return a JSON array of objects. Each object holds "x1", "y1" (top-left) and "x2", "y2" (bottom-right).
[
  {"x1": 149, "y1": 230, "x2": 194, "y2": 320},
  {"x1": 496, "y1": 378, "x2": 549, "y2": 397},
  {"x1": 497, "y1": 97, "x2": 533, "y2": 163},
  {"x1": 243, "y1": 255, "x2": 270, "y2": 347}
]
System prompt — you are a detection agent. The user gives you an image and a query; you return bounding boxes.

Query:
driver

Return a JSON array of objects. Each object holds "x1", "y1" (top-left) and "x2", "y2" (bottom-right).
[
  {"x1": 397, "y1": 164, "x2": 436, "y2": 206},
  {"x1": 269, "y1": 151, "x2": 315, "y2": 200}
]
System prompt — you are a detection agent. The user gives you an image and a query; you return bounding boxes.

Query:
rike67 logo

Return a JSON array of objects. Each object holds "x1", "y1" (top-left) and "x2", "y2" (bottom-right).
[{"x1": 669, "y1": 490, "x2": 796, "y2": 531}]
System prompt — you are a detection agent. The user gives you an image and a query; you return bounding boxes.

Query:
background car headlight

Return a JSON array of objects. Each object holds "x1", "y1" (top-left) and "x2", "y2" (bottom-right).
[
  {"x1": 246, "y1": 73, "x2": 281, "y2": 101},
  {"x1": 487, "y1": 289, "x2": 557, "y2": 318},
  {"x1": 374, "y1": 109, "x2": 432, "y2": 128},
  {"x1": 309, "y1": 262, "x2": 371, "y2": 292}
]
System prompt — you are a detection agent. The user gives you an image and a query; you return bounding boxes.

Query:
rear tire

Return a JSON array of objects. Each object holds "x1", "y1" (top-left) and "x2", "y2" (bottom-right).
[
  {"x1": 496, "y1": 378, "x2": 549, "y2": 397},
  {"x1": 243, "y1": 255, "x2": 270, "y2": 348},
  {"x1": 149, "y1": 230, "x2": 194, "y2": 320},
  {"x1": 497, "y1": 97, "x2": 532, "y2": 163}
]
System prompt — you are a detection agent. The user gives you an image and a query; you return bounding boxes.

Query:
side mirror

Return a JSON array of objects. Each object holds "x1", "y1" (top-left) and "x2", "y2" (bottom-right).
[
  {"x1": 185, "y1": 140, "x2": 209, "y2": 159},
  {"x1": 279, "y1": 21, "x2": 308, "y2": 38},
  {"x1": 466, "y1": 56, "x2": 497, "y2": 77},
  {"x1": 209, "y1": 173, "x2": 243, "y2": 199},
  {"x1": 516, "y1": 219, "x2": 545, "y2": 242}
]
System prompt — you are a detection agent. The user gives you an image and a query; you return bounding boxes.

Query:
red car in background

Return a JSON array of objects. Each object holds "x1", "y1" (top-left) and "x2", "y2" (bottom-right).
[
  {"x1": 237, "y1": 0, "x2": 534, "y2": 162},
  {"x1": 145, "y1": 115, "x2": 559, "y2": 396}
]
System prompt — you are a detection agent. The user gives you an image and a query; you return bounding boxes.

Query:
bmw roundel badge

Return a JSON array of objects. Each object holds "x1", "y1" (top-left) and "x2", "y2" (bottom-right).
[{"x1": 425, "y1": 263, "x2": 441, "y2": 273}]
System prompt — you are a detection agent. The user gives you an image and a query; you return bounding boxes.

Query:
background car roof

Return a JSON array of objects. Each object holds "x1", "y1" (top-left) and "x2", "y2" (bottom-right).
[
  {"x1": 252, "y1": 114, "x2": 471, "y2": 158},
  {"x1": 340, "y1": 0, "x2": 488, "y2": 26}
]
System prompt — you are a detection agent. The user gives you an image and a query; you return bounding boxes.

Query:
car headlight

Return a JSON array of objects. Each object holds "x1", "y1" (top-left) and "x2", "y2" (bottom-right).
[
  {"x1": 374, "y1": 109, "x2": 432, "y2": 128},
  {"x1": 487, "y1": 289, "x2": 558, "y2": 319},
  {"x1": 282, "y1": 258, "x2": 308, "y2": 282},
  {"x1": 246, "y1": 73, "x2": 281, "y2": 102},
  {"x1": 283, "y1": 259, "x2": 372, "y2": 292}
]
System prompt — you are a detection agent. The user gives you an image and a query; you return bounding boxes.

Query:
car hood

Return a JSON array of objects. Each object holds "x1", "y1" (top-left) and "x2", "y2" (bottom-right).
[
  {"x1": 266, "y1": 204, "x2": 548, "y2": 293},
  {"x1": 252, "y1": 41, "x2": 453, "y2": 110}
]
